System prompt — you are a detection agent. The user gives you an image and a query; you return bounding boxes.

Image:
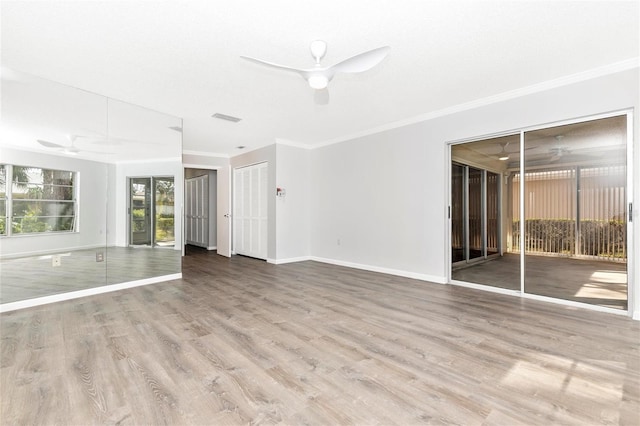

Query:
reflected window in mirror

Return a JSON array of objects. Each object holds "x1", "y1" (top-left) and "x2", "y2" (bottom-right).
[{"x1": 1, "y1": 164, "x2": 77, "y2": 236}]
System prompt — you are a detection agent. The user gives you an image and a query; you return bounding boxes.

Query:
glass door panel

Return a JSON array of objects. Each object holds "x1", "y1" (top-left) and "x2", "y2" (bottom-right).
[
  {"x1": 154, "y1": 177, "x2": 175, "y2": 247},
  {"x1": 450, "y1": 134, "x2": 520, "y2": 290},
  {"x1": 467, "y1": 167, "x2": 484, "y2": 260},
  {"x1": 451, "y1": 163, "x2": 465, "y2": 263},
  {"x1": 523, "y1": 115, "x2": 628, "y2": 310},
  {"x1": 130, "y1": 178, "x2": 151, "y2": 246},
  {"x1": 486, "y1": 171, "x2": 499, "y2": 256}
]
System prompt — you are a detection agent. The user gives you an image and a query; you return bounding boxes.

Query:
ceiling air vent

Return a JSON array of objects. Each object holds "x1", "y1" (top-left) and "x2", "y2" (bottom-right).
[{"x1": 212, "y1": 113, "x2": 242, "y2": 123}]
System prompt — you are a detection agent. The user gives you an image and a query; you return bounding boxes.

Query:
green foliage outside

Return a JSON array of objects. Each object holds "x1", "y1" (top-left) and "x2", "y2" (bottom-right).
[
  {"x1": 513, "y1": 219, "x2": 626, "y2": 259},
  {"x1": 156, "y1": 214, "x2": 174, "y2": 242}
]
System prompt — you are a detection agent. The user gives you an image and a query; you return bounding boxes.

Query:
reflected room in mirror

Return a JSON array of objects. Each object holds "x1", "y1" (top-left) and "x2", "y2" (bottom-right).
[{"x1": 0, "y1": 67, "x2": 183, "y2": 312}]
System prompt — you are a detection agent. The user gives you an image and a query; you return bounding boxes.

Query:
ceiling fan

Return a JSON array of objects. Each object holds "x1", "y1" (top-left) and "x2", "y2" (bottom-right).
[
  {"x1": 549, "y1": 135, "x2": 569, "y2": 162},
  {"x1": 489, "y1": 141, "x2": 536, "y2": 161},
  {"x1": 37, "y1": 135, "x2": 105, "y2": 155},
  {"x1": 240, "y1": 40, "x2": 390, "y2": 104}
]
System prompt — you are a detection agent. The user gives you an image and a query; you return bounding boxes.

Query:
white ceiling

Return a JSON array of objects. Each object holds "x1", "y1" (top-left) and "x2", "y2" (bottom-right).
[{"x1": 2, "y1": 1, "x2": 639, "y2": 157}]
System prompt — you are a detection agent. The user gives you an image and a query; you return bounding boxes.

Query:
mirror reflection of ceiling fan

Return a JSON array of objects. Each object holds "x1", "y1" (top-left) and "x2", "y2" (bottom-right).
[
  {"x1": 37, "y1": 135, "x2": 109, "y2": 155},
  {"x1": 549, "y1": 146, "x2": 571, "y2": 162},
  {"x1": 490, "y1": 141, "x2": 537, "y2": 161}
]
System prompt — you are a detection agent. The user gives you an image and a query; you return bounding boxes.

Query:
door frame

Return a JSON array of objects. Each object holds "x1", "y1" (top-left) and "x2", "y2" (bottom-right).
[
  {"x1": 182, "y1": 164, "x2": 230, "y2": 257},
  {"x1": 127, "y1": 175, "x2": 175, "y2": 248},
  {"x1": 447, "y1": 109, "x2": 635, "y2": 318},
  {"x1": 232, "y1": 161, "x2": 269, "y2": 260}
]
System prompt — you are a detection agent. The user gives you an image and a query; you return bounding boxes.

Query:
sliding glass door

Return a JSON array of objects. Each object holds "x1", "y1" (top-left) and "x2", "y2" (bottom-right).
[
  {"x1": 450, "y1": 113, "x2": 630, "y2": 312},
  {"x1": 522, "y1": 117, "x2": 628, "y2": 309},
  {"x1": 129, "y1": 176, "x2": 175, "y2": 248}
]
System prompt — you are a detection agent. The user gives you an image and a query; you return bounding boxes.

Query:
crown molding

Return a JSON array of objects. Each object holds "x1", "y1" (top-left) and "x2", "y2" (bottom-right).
[
  {"x1": 275, "y1": 138, "x2": 313, "y2": 150},
  {"x1": 182, "y1": 149, "x2": 230, "y2": 158},
  {"x1": 313, "y1": 58, "x2": 640, "y2": 149}
]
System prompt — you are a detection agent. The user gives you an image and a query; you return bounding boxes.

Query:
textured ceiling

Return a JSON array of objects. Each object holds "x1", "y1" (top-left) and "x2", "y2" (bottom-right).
[{"x1": 1, "y1": 0, "x2": 639, "y2": 157}]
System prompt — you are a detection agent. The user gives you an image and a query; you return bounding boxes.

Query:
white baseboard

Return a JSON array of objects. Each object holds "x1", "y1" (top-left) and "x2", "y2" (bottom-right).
[
  {"x1": 207, "y1": 246, "x2": 217, "y2": 251},
  {"x1": 267, "y1": 256, "x2": 312, "y2": 265},
  {"x1": 265, "y1": 255, "x2": 446, "y2": 283},
  {"x1": 309, "y1": 256, "x2": 447, "y2": 284},
  {"x1": 0, "y1": 273, "x2": 182, "y2": 313}
]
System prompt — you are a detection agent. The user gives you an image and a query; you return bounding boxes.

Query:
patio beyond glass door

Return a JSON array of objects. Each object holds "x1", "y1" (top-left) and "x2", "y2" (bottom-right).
[{"x1": 522, "y1": 116, "x2": 628, "y2": 309}]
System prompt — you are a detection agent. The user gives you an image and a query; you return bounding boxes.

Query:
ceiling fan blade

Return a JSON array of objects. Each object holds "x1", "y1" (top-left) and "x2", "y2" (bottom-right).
[
  {"x1": 37, "y1": 139, "x2": 64, "y2": 149},
  {"x1": 240, "y1": 56, "x2": 309, "y2": 77},
  {"x1": 314, "y1": 88, "x2": 330, "y2": 105},
  {"x1": 331, "y1": 46, "x2": 390, "y2": 73}
]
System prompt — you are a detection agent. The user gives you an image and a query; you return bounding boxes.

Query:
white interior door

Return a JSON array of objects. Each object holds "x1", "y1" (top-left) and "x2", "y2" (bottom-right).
[
  {"x1": 185, "y1": 175, "x2": 208, "y2": 247},
  {"x1": 216, "y1": 164, "x2": 231, "y2": 257},
  {"x1": 233, "y1": 162, "x2": 268, "y2": 260}
]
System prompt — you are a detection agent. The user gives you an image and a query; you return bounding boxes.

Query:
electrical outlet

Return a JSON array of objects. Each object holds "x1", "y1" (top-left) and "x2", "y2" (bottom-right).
[
  {"x1": 52, "y1": 255, "x2": 61, "y2": 267},
  {"x1": 96, "y1": 251, "x2": 104, "y2": 262}
]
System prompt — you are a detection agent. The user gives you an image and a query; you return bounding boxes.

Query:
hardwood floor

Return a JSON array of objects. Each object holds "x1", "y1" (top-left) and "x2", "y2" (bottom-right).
[{"x1": 1, "y1": 248, "x2": 639, "y2": 425}]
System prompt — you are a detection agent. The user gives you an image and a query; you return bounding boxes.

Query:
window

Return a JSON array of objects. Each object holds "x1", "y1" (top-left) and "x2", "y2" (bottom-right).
[{"x1": 0, "y1": 164, "x2": 77, "y2": 236}]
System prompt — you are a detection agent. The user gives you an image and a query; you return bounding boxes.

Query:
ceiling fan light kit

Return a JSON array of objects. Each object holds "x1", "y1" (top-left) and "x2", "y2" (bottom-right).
[
  {"x1": 307, "y1": 74, "x2": 329, "y2": 90},
  {"x1": 241, "y1": 40, "x2": 390, "y2": 101}
]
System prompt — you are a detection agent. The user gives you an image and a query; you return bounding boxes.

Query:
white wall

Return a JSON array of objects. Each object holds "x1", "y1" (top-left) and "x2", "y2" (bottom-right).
[
  {"x1": 0, "y1": 147, "x2": 110, "y2": 257},
  {"x1": 310, "y1": 67, "x2": 640, "y2": 317},
  {"x1": 275, "y1": 144, "x2": 310, "y2": 262},
  {"x1": 114, "y1": 158, "x2": 184, "y2": 250}
]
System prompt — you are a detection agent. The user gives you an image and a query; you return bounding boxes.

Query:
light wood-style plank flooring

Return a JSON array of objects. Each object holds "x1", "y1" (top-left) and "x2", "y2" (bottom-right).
[{"x1": 1, "y1": 247, "x2": 639, "y2": 425}]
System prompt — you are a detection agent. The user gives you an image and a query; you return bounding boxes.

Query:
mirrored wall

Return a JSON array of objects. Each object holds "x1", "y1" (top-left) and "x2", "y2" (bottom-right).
[
  {"x1": 0, "y1": 68, "x2": 183, "y2": 310},
  {"x1": 451, "y1": 113, "x2": 630, "y2": 311}
]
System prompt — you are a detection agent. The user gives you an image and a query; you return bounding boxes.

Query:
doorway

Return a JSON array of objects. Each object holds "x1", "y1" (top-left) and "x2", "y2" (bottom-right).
[
  {"x1": 450, "y1": 113, "x2": 632, "y2": 312},
  {"x1": 129, "y1": 176, "x2": 175, "y2": 247},
  {"x1": 184, "y1": 168, "x2": 217, "y2": 252}
]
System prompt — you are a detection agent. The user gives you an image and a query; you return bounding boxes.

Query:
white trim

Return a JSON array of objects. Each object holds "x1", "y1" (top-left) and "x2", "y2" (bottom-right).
[
  {"x1": 0, "y1": 273, "x2": 182, "y2": 313},
  {"x1": 267, "y1": 256, "x2": 312, "y2": 265},
  {"x1": 229, "y1": 141, "x2": 277, "y2": 159},
  {"x1": 183, "y1": 164, "x2": 222, "y2": 170},
  {"x1": 313, "y1": 58, "x2": 640, "y2": 149},
  {"x1": 310, "y1": 256, "x2": 447, "y2": 284},
  {"x1": 625, "y1": 110, "x2": 635, "y2": 320},
  {"x1": 117, "y1": 156, "x2": 182, "y2": 164},
  {"x1": 182, "y1": 150, "x2": 230, "y2": 158},
  {"x1": 207, "y1": 246, "x2": 217, "y2": 251},
  {"x1": 451, "y1": 279, "x2": 522, "y2": 296},
  {"x1": 275, "y1": 138, "x2": 313, "y2": 150},
  {"x1": 522, "y1": 292, "x2": 628, "y2": 316}
]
